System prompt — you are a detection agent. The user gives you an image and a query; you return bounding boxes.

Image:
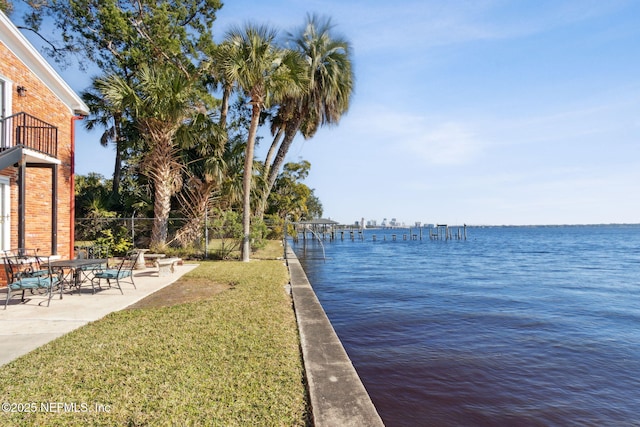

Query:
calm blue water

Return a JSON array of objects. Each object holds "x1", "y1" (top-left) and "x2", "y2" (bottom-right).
[{"x1": 291, "y1": 225, "x2": 640, "y2": 427}]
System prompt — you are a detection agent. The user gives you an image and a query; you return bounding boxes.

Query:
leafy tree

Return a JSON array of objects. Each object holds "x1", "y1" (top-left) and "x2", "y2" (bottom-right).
[
  {"x1": 81, "y1": 78, "x2": 140, "y2": 197},
  {"x1": 208, "y1": 209, "x2": 242, "y2": 260},
  {"x1": 0, "y1": 0, "x2": 12, "y2": 14},
  {"x1": 74, "y1": 172, "x2": 112, "y2": 220},
  {"x1": 74, "y1": 173, "x2": 133, "y2": 255},
  {"x1": 256, "y1": 14, "x2": 354, "y2": 219},
  {"x1": 306, "y1": 191, "x2": 323, "y2": 219},
  {"x1": 266, "y1": 160, "x2": 322, "y2": 221},
  {"x1": 21, "y1": 0, "x2": 221, "y2": 73},
  {"x1": 221, "y1": 24, "x2": 308, "y2": 261},
  {"x1": 94, "y1": 228, "x2": 133, "y2": 256}
]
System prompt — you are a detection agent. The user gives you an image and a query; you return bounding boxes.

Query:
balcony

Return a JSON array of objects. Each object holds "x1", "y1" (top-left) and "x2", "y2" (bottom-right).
[
  {"x1": 0, "y1": 112, "x2": 58, "y2": 158},
  {"x1": 0, "y1": 112, "x2": 60, "y2": 254}
]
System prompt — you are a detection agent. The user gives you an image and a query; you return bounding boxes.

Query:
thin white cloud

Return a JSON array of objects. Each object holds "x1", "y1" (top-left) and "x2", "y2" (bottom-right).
[
  {"x1": 335, "y1": 104, "x2": 485, "y2": 165},
  {"x1": 329, "y1": 0, "x2": 633, "y2": 54},
  {"x1": 403, "y1": 122, "x2": 481, "y2": 165}
]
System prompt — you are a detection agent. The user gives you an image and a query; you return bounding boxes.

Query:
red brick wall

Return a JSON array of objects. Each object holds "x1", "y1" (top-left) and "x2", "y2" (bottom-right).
[{"x1": 1, "y1": 40, "x2": 75, "y2": 284}]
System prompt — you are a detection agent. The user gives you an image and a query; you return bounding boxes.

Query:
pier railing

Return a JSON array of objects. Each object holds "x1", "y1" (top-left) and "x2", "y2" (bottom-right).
[{"x1": 293, "y1": 224, "x2": 468, "y2": 242}]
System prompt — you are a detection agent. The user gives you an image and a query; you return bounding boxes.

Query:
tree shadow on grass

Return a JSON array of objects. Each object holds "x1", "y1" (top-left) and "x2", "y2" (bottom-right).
[{"x1": 126, "y1": 278, "x2": 230, "y2": 309}]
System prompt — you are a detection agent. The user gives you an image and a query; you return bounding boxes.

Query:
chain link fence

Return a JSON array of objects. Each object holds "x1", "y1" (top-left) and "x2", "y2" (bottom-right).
[
  {"x1": 75, "y1": 215, "x2": 281, "y2": 259},
  {"x1": 76, "y1": 217, "x2": 185, "y2": 246}
]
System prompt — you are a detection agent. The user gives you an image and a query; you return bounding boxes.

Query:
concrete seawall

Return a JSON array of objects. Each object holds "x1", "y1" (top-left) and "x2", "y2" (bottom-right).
[{"x1": 285, "y1": 245, "x2": 384, "y2": 426}]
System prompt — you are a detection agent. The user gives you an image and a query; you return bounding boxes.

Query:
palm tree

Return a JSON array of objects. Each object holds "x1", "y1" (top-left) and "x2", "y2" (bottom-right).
[
  {"x1": 256, "y1": 14, "x2": 354, "y2": 220},
  {"x1": 95, "y1": 63, "x2": 214, "y2": 249},
  {"x1": 173, "y1": 118, "x2": 226, "y2": 248},
  {"x1": 217, "y1": 137, "x2": 247, "y2": 211},
  {"x1": 211, "y1": 41, "x2": 235, "y2": 132},
  {"x1": 81, "y1": 79, "x2": 131, "y2": 197},
  {"x1": 221, "y1": 24, "x2": 307, "y2": 261}
]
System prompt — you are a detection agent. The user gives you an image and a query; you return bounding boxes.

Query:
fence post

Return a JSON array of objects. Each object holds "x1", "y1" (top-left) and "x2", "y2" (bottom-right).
[
  {"x1": 131, "y1": 214, "x2": 135, "y2": 246},
  {"x1": 204, "y1": 208, "x2": 209, "y2": 259}
]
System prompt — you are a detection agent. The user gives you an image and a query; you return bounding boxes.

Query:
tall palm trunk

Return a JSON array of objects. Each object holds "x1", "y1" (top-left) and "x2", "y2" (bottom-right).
[
  {"x1": 255, "y1": 116, "x2": 301, "y2": 220},
  {"x1": 175, "y1": 177, "x2": 216, "y2": 247},
  {"x1": 267, "y1": 125, "x2": 297, "y2": 191},
  {"x1": 254, "y1": 127, "x2": 285, "y2": 220},
  {"x1": 145, "y1": 122, "x2": 182, "y2": 249},
  {"x1": 264, "y1": 126, "x2": 285, "y2": 176},
  {"x1": 219, "y1": 84, "x2": 231, "y2": 130},
  {"x1": 224, "y1": 24, "x2": 309, "y2": 260},
  {"x1": 151, "y1": 162, "x2": 174, "y2": 248},
  {"x1": 112, "y1": 139, "x2": 122, "y2": 195},
  {"x1": 242, "y1": 102, "x2": 261, "y2": 261},
  {"x1": 111, "y1": 112, "x2": 123, "y2": 196}
]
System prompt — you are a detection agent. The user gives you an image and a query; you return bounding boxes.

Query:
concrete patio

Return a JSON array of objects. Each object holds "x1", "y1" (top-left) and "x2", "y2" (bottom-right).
[{"x1": 0, "y1": 263, "x2": 198, "y2": 366}]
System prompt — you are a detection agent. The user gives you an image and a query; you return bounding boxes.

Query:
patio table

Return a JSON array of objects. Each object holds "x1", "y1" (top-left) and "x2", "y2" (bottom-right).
[{"x1": 49, "y1": 259, "x2": 108, "y2": 298}]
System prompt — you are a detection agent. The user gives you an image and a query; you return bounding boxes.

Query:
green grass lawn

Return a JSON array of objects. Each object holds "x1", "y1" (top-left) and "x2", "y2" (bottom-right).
[
  {"x1": 0, "y1": 245, "x2": 309, "y2": 426},
  {"x1": 201, "y1": 238, "x2": 286, "y2": 261}
]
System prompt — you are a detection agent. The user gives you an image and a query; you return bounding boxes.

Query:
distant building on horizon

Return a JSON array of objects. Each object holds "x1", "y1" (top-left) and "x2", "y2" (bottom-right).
[{"x1": 361, "y1": 217, "x2": 433, "y2": 228}]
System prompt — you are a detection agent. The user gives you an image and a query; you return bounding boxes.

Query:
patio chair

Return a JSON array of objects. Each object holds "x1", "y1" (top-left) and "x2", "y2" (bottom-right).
[
  {"x1": 3, "y1": 255, "x2": 61, "y2": 309},
  {"x1": 3, "y1": 249, "x2": 49, "y2": 279},
  {"x1": 74, "y1": 245, "x2": 110, "y2": 291},
  {"x1": 75, "y1": 244, "x2": 109, "y2": 260},
  {"x1": 90, "y1": 251, "x2": 137, "y2": 294}
]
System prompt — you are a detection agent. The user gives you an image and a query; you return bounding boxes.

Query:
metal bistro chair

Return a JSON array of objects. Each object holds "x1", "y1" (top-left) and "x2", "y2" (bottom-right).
[
  {"x1": 75, "y1": 244, "x2": 109, "y2": 260},
  {"x1": 91, "y1": 251, "x2": 137, "y2": 294},
  {"x1": 74, "y1": 245, "x2": 110, "y2": 291},
  {"x1": 3, "y1": 252, "x2": 61, "y2": 309},
  {"x1": 4, "y1": 249, "x2": 49, "y2": 278}
]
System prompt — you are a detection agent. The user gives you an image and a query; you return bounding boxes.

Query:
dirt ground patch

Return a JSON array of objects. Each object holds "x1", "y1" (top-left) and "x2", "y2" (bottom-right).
[{"x1": 127, "y1": 278, "x2": 230, "y2": 309}]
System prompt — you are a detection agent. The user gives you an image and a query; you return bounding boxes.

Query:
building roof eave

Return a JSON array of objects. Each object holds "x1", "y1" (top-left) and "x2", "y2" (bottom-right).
[{"x1": 0, "y1": 11, "x2": 90, "y2": 116}]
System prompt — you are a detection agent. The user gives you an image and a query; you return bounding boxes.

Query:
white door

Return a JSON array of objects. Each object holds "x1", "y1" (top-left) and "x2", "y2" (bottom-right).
[
  {"x1": 0, "y1": 79, "x2": 5, "y2": 147},
  {"x1": 0, "y1": 177, "x2": 9, "y2": 251},
  {"x1": 0, "y1": 79, "x2": 11, "y2": 249},
  {"x1": 0, "y1": 79, "x2": 5, "y2": 118},
  {"x1": 0, "y1": 77, "x2": 12, "y2": 147}
]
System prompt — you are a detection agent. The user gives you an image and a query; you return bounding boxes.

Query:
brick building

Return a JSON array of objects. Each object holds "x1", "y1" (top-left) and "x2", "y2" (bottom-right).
[{"x1": 0, "y1": 11, "x2": 89, "y2": 283}]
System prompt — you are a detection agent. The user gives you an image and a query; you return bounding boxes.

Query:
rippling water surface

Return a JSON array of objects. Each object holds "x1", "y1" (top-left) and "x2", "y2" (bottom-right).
[{"x1": 291, "y1": 225, "x2": 640, "y2": 426}]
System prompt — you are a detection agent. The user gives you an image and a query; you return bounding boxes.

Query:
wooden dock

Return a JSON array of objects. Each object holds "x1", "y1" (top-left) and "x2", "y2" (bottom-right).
[{"x1": 291, "y1": 220, "x2": 467, "y2": 243}]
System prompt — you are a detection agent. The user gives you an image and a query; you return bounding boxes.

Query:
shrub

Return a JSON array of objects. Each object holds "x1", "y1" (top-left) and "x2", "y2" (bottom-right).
[{"x1": 94, "y1": 228, "x2": 133, "y2": 256}]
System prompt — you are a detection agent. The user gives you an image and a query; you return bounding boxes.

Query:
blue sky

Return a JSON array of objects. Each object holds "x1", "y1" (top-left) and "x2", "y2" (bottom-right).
[{"x1": 24, "y1": 1, "x2": 640, "y2": 225}]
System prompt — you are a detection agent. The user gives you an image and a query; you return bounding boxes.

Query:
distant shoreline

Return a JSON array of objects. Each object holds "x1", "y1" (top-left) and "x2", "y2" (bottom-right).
[{"x1": 356, "y1": 222, "x2": 640, "y2": 229}]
